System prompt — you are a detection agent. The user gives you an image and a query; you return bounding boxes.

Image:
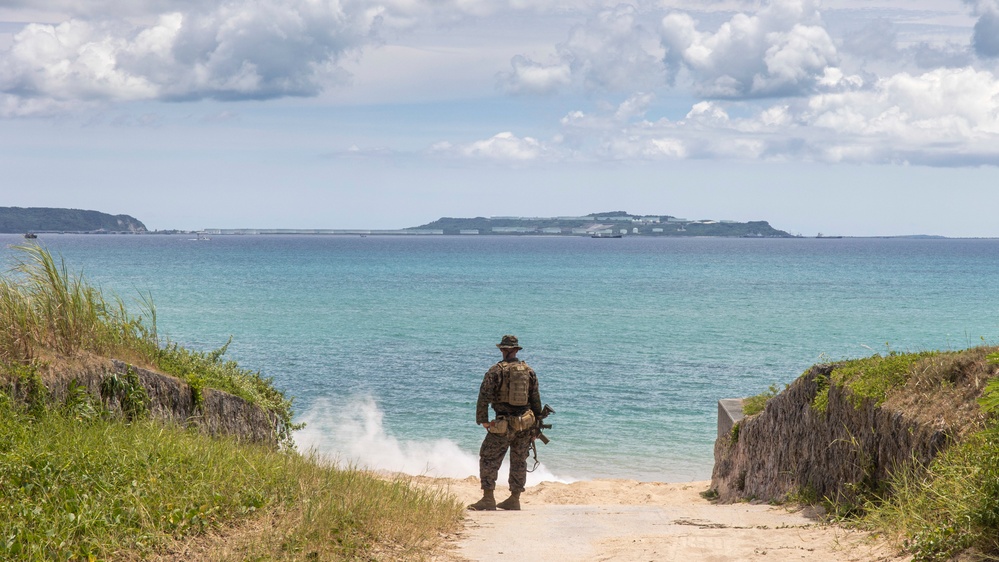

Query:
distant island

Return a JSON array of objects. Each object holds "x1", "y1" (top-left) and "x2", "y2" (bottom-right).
[
  {"x1": 1, "y1": 207, "x2": 147, "y2": 234},
  {"x1": 409, "y1": 211, "x2": 792, "y2": 237},
  {"x1": 6, "y1": 207, "x2": 791, "y2": 238}
]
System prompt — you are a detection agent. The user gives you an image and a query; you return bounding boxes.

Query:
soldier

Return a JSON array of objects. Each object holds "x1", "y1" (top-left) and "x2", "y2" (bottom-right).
[{"x1": 468, "y1": 334, "x2": 543, "y2": 511}]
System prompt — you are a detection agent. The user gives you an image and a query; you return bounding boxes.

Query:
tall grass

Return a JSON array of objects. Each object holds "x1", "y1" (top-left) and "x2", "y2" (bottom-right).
[
  {"x1": 857, "y1": 423, "x2": 999, "y2": 561},
  {"x1": 0, "y1": 244, "x2": 158, "y2": 364},
  {"x1": 806, "y1": 347, "x2": 999, "y2": 560},
  {"x1": 0, "y1": 394, "x2": 465, "y2": 561},
  {"x1": 0, "y1": 244, "x2": 295, "y2": 438}
]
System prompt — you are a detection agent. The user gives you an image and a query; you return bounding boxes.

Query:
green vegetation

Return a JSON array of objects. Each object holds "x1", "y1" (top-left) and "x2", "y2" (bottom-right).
[
  {"x1": 811, "y1": 350, "x2": 939, "y2": 413},
  {"x1": 0, "y1": 395, "x2": 464, "y2": 560},
  {"x1": 0, "y1": 244, "x2": 156, "y2": 363},
  {"x1": 0, "y1": 206, "x2": 146, "y2": 233},
  {"x1": 742, "y1": 384, "x2": 782, "y2": 416},
  {"x1": 0, "y1": 244, "x2": 465, "y2": 559},
  {"x1": 0, "y1": 244, "x2": 295, "y2": 440},
  {"x1": 801, "y1": 347, "x2": 999, "y2": 561},
  {"x1": 411, "y1": 212, "x2": 792, "y2": 237},
  {"x1": 730, "y1": 384, "x2": 784, "y2": 443},
  {"x1": 155, "y1": 339, "x2": 298, "y2": 442},
  {"x1": 854, "y1": 356, "x2": 999, "y2": 562},
  {"x1": 859, "y1": 424, "x2": 999, "y2": 561}
]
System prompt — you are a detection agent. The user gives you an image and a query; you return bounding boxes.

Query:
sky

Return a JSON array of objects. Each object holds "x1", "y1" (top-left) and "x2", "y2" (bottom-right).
[{"x1": 1, "y1": 0, "x2": 999, "y2": 236}]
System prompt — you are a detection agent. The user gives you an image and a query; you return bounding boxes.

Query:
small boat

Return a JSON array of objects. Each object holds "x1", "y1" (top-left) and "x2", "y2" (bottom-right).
[
  {"x1": 591, "y1": 233, "x2": 622, "y2": 238},
  {"x1": 24, "y1": 232, "x2": 37, "y2": 239}
]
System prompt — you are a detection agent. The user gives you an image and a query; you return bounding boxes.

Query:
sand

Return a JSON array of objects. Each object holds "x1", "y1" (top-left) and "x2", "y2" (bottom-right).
[{"x1": 424, "y1": 477, "x2": 910, "y2": 562}]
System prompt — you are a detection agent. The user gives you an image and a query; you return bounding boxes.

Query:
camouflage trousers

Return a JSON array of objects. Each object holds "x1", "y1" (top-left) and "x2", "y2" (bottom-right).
[{"x1": 478, "y1": 430, "x2": 531, "y2": 493}]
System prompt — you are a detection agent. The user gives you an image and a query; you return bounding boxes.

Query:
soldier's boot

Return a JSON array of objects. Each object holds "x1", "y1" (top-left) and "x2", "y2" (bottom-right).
[
  {"x1": 468, "y1": 489, "x2": 496, "y2": 511},
  {"x1": 496, "y1": 491, "x2": 521, "y2": 511}
]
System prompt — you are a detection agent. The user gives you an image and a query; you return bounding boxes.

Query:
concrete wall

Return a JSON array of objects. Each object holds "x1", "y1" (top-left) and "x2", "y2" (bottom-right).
[{"x1": 712, "y1": 364, "x2": 950, "y2": 503}]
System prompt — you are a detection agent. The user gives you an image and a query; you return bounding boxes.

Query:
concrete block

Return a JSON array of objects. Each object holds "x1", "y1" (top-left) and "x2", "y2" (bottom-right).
[{"x1": 717, "y1": 398, "x2": 745, "y2": 439}]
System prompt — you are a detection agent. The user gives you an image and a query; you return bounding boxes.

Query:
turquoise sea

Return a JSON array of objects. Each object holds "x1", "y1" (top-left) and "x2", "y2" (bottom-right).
[{"x1": 4, "y1": 234, "x2": 999, "y2": 483}]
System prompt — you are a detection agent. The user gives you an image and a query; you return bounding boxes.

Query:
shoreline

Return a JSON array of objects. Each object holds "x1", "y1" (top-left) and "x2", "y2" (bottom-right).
[{"x1": 415, "y1": 476, "x2": 908, "y2": 562}]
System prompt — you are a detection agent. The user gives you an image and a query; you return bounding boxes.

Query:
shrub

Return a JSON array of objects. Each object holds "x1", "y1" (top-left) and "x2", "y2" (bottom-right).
[{"x1": 743, "y1": 384, "x2": 781, "y2": 417}]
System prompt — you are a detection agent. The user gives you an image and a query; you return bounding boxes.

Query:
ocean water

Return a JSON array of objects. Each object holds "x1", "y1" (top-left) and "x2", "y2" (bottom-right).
[{"x1": 3, "y1": 234, "x2": 999, "y2": 483}]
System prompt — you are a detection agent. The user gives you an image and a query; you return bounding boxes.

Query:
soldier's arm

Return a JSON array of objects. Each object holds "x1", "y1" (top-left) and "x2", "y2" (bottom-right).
[
  {"x1": 528, "y1": 370, "x2": 542, "y2": 417},
  {"x1": 475, "y1": 366, "x2": 502, "y2": 424}
]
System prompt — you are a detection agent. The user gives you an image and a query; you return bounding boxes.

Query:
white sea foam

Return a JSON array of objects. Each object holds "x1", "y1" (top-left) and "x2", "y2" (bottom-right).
[{"x1": 294, "y1": 396, "x2": 573, "y2": 486}]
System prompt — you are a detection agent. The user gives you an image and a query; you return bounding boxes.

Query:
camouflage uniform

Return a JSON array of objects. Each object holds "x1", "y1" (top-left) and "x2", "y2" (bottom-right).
[{"x1": 476, "y1": 353, "x2": 543, "y2": 493}]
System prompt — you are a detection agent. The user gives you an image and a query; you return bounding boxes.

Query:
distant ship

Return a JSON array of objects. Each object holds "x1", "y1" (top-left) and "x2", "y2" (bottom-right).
[
  {"x1": 816, "y1": 233, "x2": 843, "y2": 239},
  {"x1": 24, "y1": 232, "x2": 37, "y2": 239},
  {"x1": 591, "y1": 233, "x2": 622, "y2": 238}
]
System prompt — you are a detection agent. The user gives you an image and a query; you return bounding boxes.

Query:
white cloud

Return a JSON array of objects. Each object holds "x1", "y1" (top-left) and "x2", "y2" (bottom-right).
[
  {"x1": 431, "y1": 131, "x2": 560, "y2": 162},
  {"x1": 565, "y1": 66, "x2": 999, "y2": 166},
  {"x1": 614, "y1": 91, "x2": 654, "y2": 121},
  {"x1": 0, "y1": 1, "x2": 377, "y2": 113},
  {"x1": 4, "y1": 0, "x2": 600, "y2": 113},
  {"x1": 501, "y1": 4, "x2": 665, "y2": 94},
  {"x1": 5, "y1": 0, "x2": 999, "y2": 168},
  {"x1": 500, "y1": 55, "x2": 571, "y2": 95},
  {"x1": 660, "y1": 0, "x2": 841, "y2": 98},
  {"x1": 809, "y1": 67, "x2": 999, "y2": 140}
]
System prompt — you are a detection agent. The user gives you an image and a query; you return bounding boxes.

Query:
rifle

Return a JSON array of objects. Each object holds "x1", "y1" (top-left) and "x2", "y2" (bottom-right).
[{"x1": 527, "y1": 404, "x2": 555, "y2": 472}]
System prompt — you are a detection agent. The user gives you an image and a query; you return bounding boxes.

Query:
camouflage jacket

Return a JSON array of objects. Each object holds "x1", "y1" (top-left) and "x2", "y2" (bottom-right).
[{"x1": 475, "y1": 359, "x2": 542, "y2": 424}]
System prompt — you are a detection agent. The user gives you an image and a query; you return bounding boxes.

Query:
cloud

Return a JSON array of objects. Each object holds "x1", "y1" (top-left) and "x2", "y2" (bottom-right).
[
  {"x1": 500, "y1": 55, "x2": 571, "y2": 95},
  {"x1": 500, "y1": 4, "x2": 665, "y2": 95},
  {"x1": 0, "y1": 2, "x2": 376, "y2": 112},
  {"x1": 493, "y1": 1, "x2": 999, "y2": 166},
  {"x1": 660, "y1": 0, "x2": 841, "y2": 98},
  {"x1": 973, "y1": 10, "x2": 999, "y2": 58},
  {"x1": 564, "y1": 66, "x2": 999, "y2": 166},
  {"x1": 839, "y1": 18, "x2": 898, "y2": 63},
  {"x1": 0, "y1": 0, "x2": 639, "y2": 114},
  {"x1": 808, "y1": 67, "x2": 999, "y2": 142},
  {"x1": 431, "y1": 131, "x2": 562, "y2": 162},
  {"x1": 322, "y1": 144, "x2": 404, "y2": 160}
]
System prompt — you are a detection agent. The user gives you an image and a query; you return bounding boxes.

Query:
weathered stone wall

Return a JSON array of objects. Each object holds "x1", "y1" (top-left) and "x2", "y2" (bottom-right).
[
  {"x1": 712, "y1": 364, "x2": 950, "y2": 503},
  {"x1": 32, "y1": 359, "x2": 278, "y2": 446}
]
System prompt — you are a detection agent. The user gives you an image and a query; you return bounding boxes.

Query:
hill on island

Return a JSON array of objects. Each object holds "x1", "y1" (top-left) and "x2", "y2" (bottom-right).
[
  {"x1": 411, "y1": 211, "x2": 791, "y2": 237},
  {"x1": 0, "y1": 207, "x2": 147, "y2": 233}
]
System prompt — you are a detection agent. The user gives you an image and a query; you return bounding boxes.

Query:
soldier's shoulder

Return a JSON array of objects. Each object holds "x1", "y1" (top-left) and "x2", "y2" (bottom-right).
[{"x1": 486, "y1": 362, "x2": 506, "y2": 375}]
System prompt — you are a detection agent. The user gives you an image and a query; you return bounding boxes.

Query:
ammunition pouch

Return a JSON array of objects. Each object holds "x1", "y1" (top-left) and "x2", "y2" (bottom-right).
[
  {"x1": 488, "y1": 410, "x2": 535, "y2": 434},
  {"x1": 487, "y1": 418, "x2": 508, "y2": 434},
  {"x1": 509, "y1": 410, "x2": 536, "y2": 433}
]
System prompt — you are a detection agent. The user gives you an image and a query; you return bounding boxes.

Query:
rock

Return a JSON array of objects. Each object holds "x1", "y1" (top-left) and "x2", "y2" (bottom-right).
[{"x1": 35, "y1": 358, "x2": 279, "y2": 446}]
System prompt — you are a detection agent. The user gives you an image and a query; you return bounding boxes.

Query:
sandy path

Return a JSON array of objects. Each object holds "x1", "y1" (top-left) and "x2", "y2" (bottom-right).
[{"x1": 425, "y1": 477, "x2": 908, "y2": 562}]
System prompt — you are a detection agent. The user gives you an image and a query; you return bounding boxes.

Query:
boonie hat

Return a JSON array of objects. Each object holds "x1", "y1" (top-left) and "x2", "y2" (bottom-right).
[{"x1": 496, "y1": 335, "x2": 522, "y2": 350}]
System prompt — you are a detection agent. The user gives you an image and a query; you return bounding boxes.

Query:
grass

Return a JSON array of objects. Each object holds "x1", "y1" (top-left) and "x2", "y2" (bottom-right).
[
  {"x1": 0, "y1": 394, "x2": 465, "y2": 561},
  {"x1": 154, "y1": 339, "x2": 299, "y2": 444},
  {"x1": 0, "y1": 244, "x2": 158, "y2": 365},
  {"x1": 811, "y1": 351, "x2": 939, "y2": 413},
  {"x1": 742, "y1": 383, "x2": 781, "y2": 417},
  {"x1": 0, "y1": 244, "x2": 295, "y2": 442},
  {"x1": 0, "y1": 244, "x2": 466, "y2": 559},
  {"x1": 856, "y1": 422, "x2": 999, "y2": 561},
  {"x1": 795, "y1": 347, "x2": 999, "y2": 560}
]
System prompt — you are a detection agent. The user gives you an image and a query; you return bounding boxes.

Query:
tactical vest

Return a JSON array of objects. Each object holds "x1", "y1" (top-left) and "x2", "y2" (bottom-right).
[{"x1": 498, "y1": 361, "x2": 531, "y2": 406}]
